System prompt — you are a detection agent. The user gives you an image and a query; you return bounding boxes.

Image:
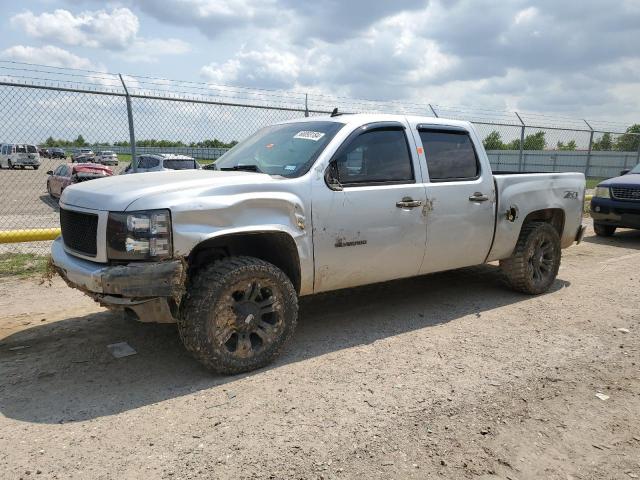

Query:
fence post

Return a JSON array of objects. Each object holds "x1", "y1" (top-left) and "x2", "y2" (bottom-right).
[
  {"x1": 514, "y1": 112, "x2": 525, "y2": 172},
  {"x1": 304, "y1": 93, "x2": 309, "y2": 117},
  {"x1": 119, "y1": 74, "x2": 137, "y2": 172},
  {"x1": 584, "y1": 120, "x2": 594, "y2": 178},
  {"x1": 429, "y1": 104, "x2": 438, "y2": 118},
  {"x1": 636, "y1": 134, "x2": 640, "y2": 164}
]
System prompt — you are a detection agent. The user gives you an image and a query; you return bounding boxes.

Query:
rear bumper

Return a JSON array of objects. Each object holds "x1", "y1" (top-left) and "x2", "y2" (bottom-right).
[
  {"x1": 590, "y1": 197, "x2": 640, "y2": 229},
  {"x1": 51, "y1": 237, "x2": 184, "y2": 322}
]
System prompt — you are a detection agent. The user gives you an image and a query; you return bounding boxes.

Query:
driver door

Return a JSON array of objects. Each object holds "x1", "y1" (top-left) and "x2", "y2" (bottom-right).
[{"x1": 312, "y1": 121, "x2": 427, "y2": 293}]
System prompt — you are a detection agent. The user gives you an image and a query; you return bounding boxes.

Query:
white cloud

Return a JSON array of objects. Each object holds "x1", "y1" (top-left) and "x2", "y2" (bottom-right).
[
  {"x1": 10, "y1": 7, "x2": 191, "y2": 62},
  {"x1": 121, "y1": 38, "x2": 191, "y2": 63},
  {"x1": 201, "y1": 48, "x2": 301, "y2": 89},
  {"x1": 0, "y1": 45, "x2": 98, "y2": 70},
  {"x1": 514, "y1": 7, "x2": 538, "y2": 25},
  {"x1": 11, "y1": 8, "x2": 139, "y2": 50}
]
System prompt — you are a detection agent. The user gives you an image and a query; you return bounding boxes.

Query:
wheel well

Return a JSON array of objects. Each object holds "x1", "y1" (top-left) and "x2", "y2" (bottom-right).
[
  {"x1": 521, "y1": 208, "x2": 565, "y2": 236},
  {"x1": 188, "y1": 231, "x2": 301, "y2": 293}
]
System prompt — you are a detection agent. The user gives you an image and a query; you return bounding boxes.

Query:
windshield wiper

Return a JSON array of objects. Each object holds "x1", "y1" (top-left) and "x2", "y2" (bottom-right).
[{"x1": 220, "y1": 164, "x2": 263, "y2": 173}]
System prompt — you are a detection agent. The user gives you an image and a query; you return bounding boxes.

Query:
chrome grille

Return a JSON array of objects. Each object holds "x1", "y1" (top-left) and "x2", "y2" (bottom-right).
[
  {"x1": 59, "y1": 208, "x2": 98, "y2": 256},
  {"x1": 611, "y1": 186, "x2": 640, "y2": 201}
]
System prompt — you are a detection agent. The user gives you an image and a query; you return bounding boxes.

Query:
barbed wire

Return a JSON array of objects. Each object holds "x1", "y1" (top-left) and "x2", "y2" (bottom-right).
[{"x1": 0, "y1": 60, "x2": 636, "y2": 133}]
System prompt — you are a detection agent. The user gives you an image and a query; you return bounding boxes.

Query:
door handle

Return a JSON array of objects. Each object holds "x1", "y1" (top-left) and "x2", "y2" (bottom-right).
[
  {"x1": 468, "y1": 192, "x2": 489, "y2": 202},
  {"x1": 396, "y1": 197, "x2": 423, "y2": 208}
]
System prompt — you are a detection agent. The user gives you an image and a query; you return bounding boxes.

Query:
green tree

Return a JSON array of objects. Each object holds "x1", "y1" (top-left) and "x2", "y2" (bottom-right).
[
  {"x1": 74, "y1": 135, "x2": 87, "y2": 147},
  {"x1": 505, "y1": 131, "x2": 546, "y2": 151},
  {"x1": 523, "y1": 131, "x2": 546, "y2": 150},
  {"x1": 483, "y1": 131, "x2": 505, "y2": 150},
  {"x1": 614, "y1": 124, "x2": 640, "y2": 152},
  {"x1": 556, "y1": 140, "x2": 577, "y2": 151},
  {"x1": 592, "y1": 132, "x2": 613, "y2": 151}
]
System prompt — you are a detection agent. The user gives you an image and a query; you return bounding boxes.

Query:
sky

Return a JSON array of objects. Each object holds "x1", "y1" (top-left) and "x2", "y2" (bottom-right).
[{"x1": 0, "y1": 0, "x2": 639, "y2": 126}]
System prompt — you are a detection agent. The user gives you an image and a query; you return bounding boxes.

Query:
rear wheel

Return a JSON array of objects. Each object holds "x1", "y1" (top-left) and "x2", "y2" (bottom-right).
[
  {"x1": 594, "y1": 223, "x2": 616, "y2": 237},
  {"x1": 178, "y1": 256, "x2": 298, "y2": 375},
  {"x1": 500, "y1": 222, "x2": 561, "y2": 295}
]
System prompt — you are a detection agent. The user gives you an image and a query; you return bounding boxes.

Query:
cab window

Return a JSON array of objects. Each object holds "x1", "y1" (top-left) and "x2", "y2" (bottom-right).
[
  {"x1": 333, "y1": 127, "x2": 414, "y2": 185},
  {"x1": 419, "y1": 130, "x2": 480, "y2": 182}
]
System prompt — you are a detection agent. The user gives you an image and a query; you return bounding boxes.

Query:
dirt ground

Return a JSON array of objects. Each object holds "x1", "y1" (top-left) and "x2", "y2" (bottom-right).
[{"x1": 0, "y1": 224, "x2": 638, "y2": 480}]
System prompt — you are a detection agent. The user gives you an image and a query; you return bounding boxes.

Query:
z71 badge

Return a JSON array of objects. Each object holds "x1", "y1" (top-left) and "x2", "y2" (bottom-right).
[{"x1": 564, "y1": 191, "x2": 579, "y2": 200}]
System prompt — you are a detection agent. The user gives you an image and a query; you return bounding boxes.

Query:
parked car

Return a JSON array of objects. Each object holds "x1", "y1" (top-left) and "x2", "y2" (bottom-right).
[
  {"x1": 37, "y1": 146, "x2": 49, "y2": 158},
  {"x1": 46, "y1": 163, "x2": 113, "y2": 199},
  {"x1": 51, "y1": 114, "x2": 586, "y2": 375},
  {"x1": 72, "y1": 148, "x2": 95, "y2": 162},
  {"x1": 47, "y1": 147, "x2": 67, "y2": 159},
  {"x1": 95, "y1": 150, "x2": 119, "y2": 166},
  {"x1": 123, "y1": 154, "x2": 201, "y2": 173},
  {"x1": 0, "y1": 143, "x2": 41, "y2": 169},
  {"x1": 590, "y1": 164, "x2": 640, "y2": 236}
]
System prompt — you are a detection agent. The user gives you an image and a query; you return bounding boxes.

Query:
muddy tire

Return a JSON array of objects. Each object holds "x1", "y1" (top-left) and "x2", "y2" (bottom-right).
[
  {"x1": 593, "y1": 223, "x2": 616, "y2": 237},
  {"x1": 500, "y1": 222, "x2": 561, "y2": 295},
  {"x1": 178, "y1": 256, "x2": 298, "y2": 375}
]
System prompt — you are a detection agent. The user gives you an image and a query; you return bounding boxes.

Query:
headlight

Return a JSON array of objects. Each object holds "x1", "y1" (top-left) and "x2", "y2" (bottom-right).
[
  {"x1": 594, "y1": 186, "x2": 610, "y2": 199},
  {"x1": 107, "y1": 209, "x2": 172, "y2": 260}
]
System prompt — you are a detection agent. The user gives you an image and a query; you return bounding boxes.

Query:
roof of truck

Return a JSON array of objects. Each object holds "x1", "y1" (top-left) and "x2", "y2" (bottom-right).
[{"x1": 277, "y1": 113, "x2": 473, "y2": 129}]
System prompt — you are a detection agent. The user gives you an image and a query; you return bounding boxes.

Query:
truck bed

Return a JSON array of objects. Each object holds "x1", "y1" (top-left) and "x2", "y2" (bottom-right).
[{"x1": 486, "y1": 172, "x2": 585, "y2": 262}]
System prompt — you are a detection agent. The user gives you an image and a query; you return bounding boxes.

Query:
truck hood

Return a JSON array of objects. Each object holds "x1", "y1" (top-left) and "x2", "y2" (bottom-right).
[
  {"x1": 599, "y1": 174, "x2": 640, "y2": 187},
  {"x1": 60, "y1": 170, "x2": 273, "y2": 211}
]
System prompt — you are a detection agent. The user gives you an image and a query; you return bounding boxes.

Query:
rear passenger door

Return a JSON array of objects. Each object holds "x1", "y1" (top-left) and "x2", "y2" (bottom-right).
[
  {"x1": 413, "y1": 124, "x2": 496, "y2": 274},
  {"x1": 312, "y1": 121, "x2": 428, "y2": 292}
]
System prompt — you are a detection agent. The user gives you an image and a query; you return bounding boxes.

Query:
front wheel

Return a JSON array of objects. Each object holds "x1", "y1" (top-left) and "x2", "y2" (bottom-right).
[
  {"x1": 500, "y1": 222, "x2": 561, "y2": 295},
  {"x1": 594, "y1": 223, "x2": 616, "y2": 237},
  {"x1": 178, "y1": 256, "x2": 298, "y2": 375}
]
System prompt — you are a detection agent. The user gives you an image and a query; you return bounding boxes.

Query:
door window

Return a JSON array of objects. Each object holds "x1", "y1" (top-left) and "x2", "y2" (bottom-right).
[
  {"x1": 418, "y1": 130, "x2": 480, "y2": 182},
  {"x1": 333, "y1": 128, "x2": 414, "y2": 185},
  {"x1": 137, "y1": 156, "x2": 149, "y2": 169}
]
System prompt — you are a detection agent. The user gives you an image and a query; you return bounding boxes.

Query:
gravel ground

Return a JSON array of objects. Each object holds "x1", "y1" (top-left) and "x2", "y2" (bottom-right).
[{"x1": 0, "y1": 224, "x2": 638, "y2": 479}]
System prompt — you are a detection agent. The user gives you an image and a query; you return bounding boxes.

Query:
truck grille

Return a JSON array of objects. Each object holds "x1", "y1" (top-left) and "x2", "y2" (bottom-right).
[
  {"x1": 611, "y1": 186, "x2": 640, "y2": 201},
  {"x1": 60, "y1": 208, "x2": 98, "y2": 256}
]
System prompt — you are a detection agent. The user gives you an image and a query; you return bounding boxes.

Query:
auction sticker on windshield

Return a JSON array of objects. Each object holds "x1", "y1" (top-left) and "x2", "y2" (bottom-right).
[{"x1": 293, "y1": 131, "x2": 326, "y2": 141}]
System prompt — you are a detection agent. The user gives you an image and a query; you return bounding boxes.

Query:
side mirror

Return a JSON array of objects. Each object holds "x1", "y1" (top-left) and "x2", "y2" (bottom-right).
[
  {"x1": 46, "y1": 170, "x2": 53, "y2": 175},
  {"x1": 620, "y1": 169, "x2": 631, "y2": 176},
  {"x1": 324, "y1": 161, "x2": 343, "y2": 191}
]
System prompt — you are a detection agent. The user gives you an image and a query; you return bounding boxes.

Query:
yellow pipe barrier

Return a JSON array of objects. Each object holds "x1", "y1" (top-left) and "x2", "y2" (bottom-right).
[
  {"x1": 0, "y1": 228, "x2": 61, "y2": 244},
  {"x1": 585, "y1": 195, "x2": 593, "y2": 201}
]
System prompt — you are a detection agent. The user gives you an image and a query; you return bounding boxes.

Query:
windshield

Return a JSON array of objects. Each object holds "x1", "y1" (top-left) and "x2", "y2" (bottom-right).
[
  {"x1": 630, "y1": 163, "x2": 640, "y2": 174},
  {"x1": 163, "y1": 158, "x2": 197, "y2": 170},
  {"x1": 16, "y1": 145, "x2": 26, "y2": 153},
  {"x1": 215, "y1": 121, "x2": 345, "y2": 177},
  {"x1": 27, "y1": 145, "x2": 37, "y2": 153}
]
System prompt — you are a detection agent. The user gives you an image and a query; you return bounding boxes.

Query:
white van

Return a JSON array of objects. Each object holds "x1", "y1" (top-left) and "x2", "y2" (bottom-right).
[{"x1": 0, "y1": 144, "x2": 41, "y2": 169}]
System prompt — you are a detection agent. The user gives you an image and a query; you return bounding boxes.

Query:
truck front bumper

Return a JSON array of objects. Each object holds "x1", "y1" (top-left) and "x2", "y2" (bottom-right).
[
  {"x1": 590, "y1": 197, "x2": 640, "y2": 229},
  {"x1": 51, "y1": 237, "x2": 185, "y2": 322}
]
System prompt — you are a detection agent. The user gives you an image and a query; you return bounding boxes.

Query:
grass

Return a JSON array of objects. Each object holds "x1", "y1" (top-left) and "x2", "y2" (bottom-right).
[
  {"x1": 586, "y1": 178, "x2": 605, "y2": 189},
  {"x1": 0, "y1": 253, "x2": 50, "y2": 279}
]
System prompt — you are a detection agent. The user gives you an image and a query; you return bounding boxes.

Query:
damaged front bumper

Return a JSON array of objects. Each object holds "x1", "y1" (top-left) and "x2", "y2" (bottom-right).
[{"x1": 51, "y1": 237, "x2": 185, "y2": 323}]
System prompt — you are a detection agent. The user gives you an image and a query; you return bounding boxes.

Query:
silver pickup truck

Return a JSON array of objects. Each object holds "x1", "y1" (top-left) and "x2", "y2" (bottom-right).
[{"x1": 52, "y1": 114, "x2": 586, "y2": 374}]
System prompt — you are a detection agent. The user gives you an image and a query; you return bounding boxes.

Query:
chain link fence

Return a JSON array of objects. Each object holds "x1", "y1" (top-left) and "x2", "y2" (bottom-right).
[{"x1": 0, "y1": 61, "x2": 639, "y2": 258}]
